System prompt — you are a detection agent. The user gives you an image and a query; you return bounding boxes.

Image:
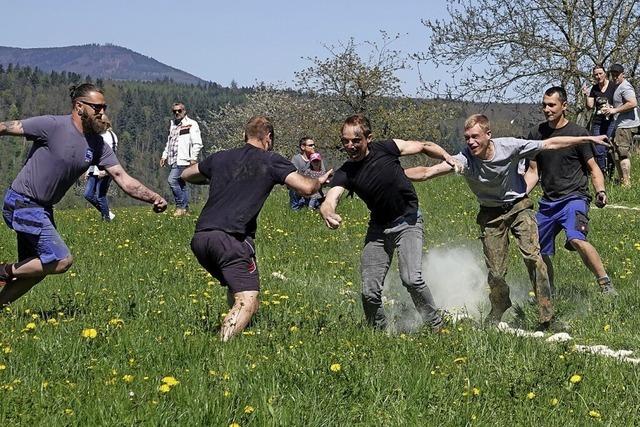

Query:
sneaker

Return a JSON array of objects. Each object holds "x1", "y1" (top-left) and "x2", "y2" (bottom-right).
[
  {"x1": 173, "y1": 208, "x2": 188, "y2": 217},
  {"x1": 431, "y1": 309, "x2": 452, "y2": 333},
  {"x1": 598, "y1": 278, "x2": 619, "y2": 296},
  {"x1": 536, "y1": 318, "x2": 570, "y2": 333},
  {"x1": 108, "y1": 211, "x2": 116, "y2": 221}
]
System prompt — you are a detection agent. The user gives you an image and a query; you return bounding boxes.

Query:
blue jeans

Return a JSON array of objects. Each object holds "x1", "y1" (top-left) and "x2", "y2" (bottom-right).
[
  {"x1": 592, "y1": 119, "x2": 615, "y2": 176},
  {"x1": 168, "y1": 165, "x2": 189, "y2": 209},
  {"x1": 84, "y1": 175, "x2": 112, "y2": 220},
  {"x1": 289, "y1": 189, "x2": 307, "y2": 211},
  {"x1": 360, "y1": 214, "x2": 440, "y2": 330}
]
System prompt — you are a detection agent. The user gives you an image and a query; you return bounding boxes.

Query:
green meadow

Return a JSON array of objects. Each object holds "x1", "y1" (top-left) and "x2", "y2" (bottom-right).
[{"x1": 0, "y1": 172, "x2": 639, "y2": 426}]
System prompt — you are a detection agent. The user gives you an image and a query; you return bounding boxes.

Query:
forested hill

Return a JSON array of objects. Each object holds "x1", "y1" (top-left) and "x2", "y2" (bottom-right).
[
  {"x1": 0, "y1": 64, "x2": 249, "y2": 207},
  {"x1": 0, "y1": 44, "x2": 206, "y2": 85}
]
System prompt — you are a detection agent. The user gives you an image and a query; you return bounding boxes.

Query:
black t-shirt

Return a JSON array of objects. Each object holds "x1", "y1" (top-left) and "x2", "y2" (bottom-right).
[
  {"x1": 589, "y1": 82, "x2": 617, "y2": 125},
  {"x1": 528, "y1": 122, "x2": 593, "y2": 201},
  {"x1": 195, "y1": 144, "x2": 296, "y2": 237},
  {"x1": 330, "y1": 140, "x2": 418, "y2": 226}
]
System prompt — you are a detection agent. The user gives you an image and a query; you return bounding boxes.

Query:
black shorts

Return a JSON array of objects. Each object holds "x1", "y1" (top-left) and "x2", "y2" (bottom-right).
[{"x1": 190, "y1": 230, "x2": 259, "y2": 293}]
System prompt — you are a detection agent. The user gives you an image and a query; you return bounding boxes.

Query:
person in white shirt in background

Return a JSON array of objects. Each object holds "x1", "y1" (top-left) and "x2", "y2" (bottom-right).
[
  {"x1": 84, "y1": 127, "x2": 118, "y2": 221},
  {"x1": 160, "y1": 103, "x2": 203, "y2": 216}
]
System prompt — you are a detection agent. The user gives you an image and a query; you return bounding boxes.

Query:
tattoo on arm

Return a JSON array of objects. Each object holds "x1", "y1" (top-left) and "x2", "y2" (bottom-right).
[
  {"x1": 0, "y1": 121, "x2": 24, "y2": 136},
  {"x1": 126, "y1": 181, "x2": 158, "y2": 203}
]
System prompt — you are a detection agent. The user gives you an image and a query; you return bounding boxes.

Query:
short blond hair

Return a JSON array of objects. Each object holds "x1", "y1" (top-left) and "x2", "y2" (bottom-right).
[{"x1": 464, "y1": 114, "x2": 491, "y2": 133}]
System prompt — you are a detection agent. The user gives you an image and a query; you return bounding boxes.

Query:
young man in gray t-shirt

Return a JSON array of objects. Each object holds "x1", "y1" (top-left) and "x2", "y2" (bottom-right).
[
  {"x1": 405, "y1": 114, "x2": 609, "y2": 331},
  {"x1": 0, "y1": 83, "x2": 167, "y2": 308}
]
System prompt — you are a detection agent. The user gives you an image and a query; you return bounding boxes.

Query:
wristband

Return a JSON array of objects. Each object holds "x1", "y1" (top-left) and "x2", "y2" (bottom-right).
[{"x1": 596, "y1": 190, "x2": 606, "y2": 196}]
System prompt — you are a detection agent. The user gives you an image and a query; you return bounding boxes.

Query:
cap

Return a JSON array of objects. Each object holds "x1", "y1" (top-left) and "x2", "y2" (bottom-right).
[
  {"x1": 309, "y1": 152, "x2": 322, "y2": 162},
  {"x1": 609, "y1": 63, "x2": 624, "y2": 74}
]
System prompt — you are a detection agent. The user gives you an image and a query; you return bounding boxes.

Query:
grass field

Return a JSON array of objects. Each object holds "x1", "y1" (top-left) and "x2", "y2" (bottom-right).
[{"x1": 1, "y1": 173, "x2": 639, "y2": 425}]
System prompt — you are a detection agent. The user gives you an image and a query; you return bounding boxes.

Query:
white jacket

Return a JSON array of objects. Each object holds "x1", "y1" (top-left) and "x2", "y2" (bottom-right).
[{"x1": 161, "y1": 115, "x2": 203, "y2": 166}]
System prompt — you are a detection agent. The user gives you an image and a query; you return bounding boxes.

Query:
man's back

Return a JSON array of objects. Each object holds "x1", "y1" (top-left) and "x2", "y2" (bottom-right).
[{"x1": 195, "y1": 144, "x2": 295, "y2": 237}]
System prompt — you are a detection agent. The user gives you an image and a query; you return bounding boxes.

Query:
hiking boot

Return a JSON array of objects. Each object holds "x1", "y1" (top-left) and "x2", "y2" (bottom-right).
[
  {"x1": 431, "y1": 309, "x2": 451, "y2": 334},
  {"x1": 487, "y1": 300, "x2": 512, "y2": 325},
  {"x1": 536, "y1": 318, "x2": 570, "y2": 333}
]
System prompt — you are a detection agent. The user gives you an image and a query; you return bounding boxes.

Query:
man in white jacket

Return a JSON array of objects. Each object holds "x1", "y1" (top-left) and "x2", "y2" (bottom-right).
[{"x1": 160, "y1": 103, "x2": 203, "y2": 216}]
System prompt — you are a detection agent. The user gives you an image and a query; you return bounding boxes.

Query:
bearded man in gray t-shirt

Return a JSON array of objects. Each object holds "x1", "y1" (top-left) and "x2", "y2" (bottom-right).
[
  {"x1": 405, "y1": 114, "x2": 609, "y2": 331},
  {"x1": 0, "y1": 83, "x2": 167, "y2": 307}
]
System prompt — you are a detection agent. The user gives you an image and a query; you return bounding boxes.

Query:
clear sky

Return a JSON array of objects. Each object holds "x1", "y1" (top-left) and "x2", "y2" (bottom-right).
[{"x1": 2, "y1": 0, "x2": 452, "y2": 95}]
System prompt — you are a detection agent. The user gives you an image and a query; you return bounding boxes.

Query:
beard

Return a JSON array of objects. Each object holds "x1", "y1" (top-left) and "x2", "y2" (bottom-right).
[{"x1": 81, "y1": 110, "x2": 110, "y2": 135}]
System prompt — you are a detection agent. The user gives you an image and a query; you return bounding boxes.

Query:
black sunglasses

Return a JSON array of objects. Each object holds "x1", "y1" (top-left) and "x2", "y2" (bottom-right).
[
  {"x1": 172, "y1": 109, "x2": 184, "y2": 114},
  {"x1": 79, "y1": 100, "x2": 107, "y2": 113}
]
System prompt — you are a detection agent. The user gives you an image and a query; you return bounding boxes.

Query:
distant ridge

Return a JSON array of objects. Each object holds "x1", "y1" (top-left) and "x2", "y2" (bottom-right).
[{"x1": 0, "y1": 44, "x2": 207, "y2": 85}]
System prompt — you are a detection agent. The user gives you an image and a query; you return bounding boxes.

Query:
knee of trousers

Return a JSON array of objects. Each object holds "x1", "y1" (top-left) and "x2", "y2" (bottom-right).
[
  {"x1": 361, "y1": 283, "x2": 383, "y2": 306},
  {"x1": 487, "y1": 271, "x2": 507, "y2": 289},
  {"x1": 399, "y1": 270, "x2": 425, "y2": 290}
]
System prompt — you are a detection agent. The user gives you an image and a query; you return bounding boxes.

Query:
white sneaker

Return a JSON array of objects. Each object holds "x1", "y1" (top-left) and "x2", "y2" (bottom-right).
[{"x1": 108, "y1": 211, "x2": 116, "y2": 220}]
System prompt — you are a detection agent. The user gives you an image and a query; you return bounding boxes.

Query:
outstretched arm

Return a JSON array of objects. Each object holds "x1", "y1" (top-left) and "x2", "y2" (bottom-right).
[
  {"x1": 181, "y1": 163, "x2": 210, "y2": 185},
  {"x1": 0, "y1": 120, "x2": 24, "y2": 136},
  {"x1": 524, "y1": 160, "x2": 539, "y2": 194},
  {"x1": 105, "y1": 164, "x2": 167, "y2": 212},
  {"x1": 542, "y1": 134, "x2": 609, "y2": 150},
  {"x1": 319, "y1": 186, "x2": 345, "y2": 229},
  {"x1": 284, "y1": 169, "x2": 333, "y2": 196},
  {"x1": 405, "y1": 162, "x2": 455, "y2": 182},
  {"x1": 393, "y1": 139, "x2": 457, "y2": 163}
]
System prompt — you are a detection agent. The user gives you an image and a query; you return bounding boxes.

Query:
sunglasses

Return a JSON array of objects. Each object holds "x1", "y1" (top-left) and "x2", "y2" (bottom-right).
[
  {"x1": 172, "y1": 109, "x2": 184, "y2": 114},
  {"x1": 306, "y1": 143, "x2": 315, "y2": 147},
  {"x1": 79, "y1": 100, "x2": 108, "y2": 113}
]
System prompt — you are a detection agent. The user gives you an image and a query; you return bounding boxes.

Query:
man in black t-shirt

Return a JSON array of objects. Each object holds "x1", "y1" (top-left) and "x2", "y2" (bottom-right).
[
  {"x1": 525, "y1": 87, "x2": 617, "y2": 296},
  {"x1": 320, "y1": 114, "x2": 459, "y2": 332},
  {"x1": 181, "y1": 116, "x2": 330, "y2": 341}
]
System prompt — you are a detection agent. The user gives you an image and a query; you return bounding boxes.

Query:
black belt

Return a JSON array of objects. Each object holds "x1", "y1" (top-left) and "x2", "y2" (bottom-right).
[{"x1": 482, "y1": 196, "x2": 527, "y2": 213}]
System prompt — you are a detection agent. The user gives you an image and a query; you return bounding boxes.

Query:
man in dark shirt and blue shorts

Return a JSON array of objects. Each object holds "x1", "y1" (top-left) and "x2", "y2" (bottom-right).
[
  {"x1": 525, "y1": 86, "x2": 617, "y2": 296},
  {"x1": 0, "y1": 83, "x2": 167, "y2": 307},
  {"x1": 320, "y1": 114, "x2": 458, "y2": 332},
  {"x1": 181, "y1": 116, "x2": 330, "y2": 341}
]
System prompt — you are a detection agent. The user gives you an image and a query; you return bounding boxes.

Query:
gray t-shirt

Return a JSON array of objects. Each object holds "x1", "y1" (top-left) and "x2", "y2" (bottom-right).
[
  {"x1": 453, "y1": 137, "x2": 544, "y2": 207},
  {"x1": 291, "y1": 153, "x2": 310, "y2": 172},
  {"x1": 12, "y1": 115, "x2": 119, "y2": 206},
  {"x1": 612, "y1": 80, "x2": 640, "y2": 129}
]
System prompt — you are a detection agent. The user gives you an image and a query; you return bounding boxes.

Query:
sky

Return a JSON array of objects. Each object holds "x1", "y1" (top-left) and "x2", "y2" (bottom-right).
[{"x1": 2, "y1": 0, "x2": 453, "y2": 96}]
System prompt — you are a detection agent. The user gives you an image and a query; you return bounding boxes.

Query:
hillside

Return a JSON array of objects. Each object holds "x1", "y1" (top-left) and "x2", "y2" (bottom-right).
[{"x1": 0, "y1": 44, "x2": 206, "y2": 85}]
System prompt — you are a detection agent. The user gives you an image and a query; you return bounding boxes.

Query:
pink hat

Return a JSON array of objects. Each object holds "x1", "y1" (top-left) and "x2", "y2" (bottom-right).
[{"x1": 309, "y1": 152, "x2": 322, "y2": 162}]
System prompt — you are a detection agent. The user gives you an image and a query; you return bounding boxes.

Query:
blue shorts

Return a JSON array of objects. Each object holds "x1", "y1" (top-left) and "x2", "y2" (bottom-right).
[
  {"x1": 2, "y1": 189, "x2": 70, "y2": 264},
  {"x1": 536, "y1": 196, "x2": 589, "y2": 256}
]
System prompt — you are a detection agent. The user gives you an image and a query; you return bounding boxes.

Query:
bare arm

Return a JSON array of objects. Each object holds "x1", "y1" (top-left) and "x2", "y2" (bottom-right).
[
  {"x1": 105, "y1": 164, "x2": 167, "y2": 212},
  {"x1": 405, "y1": 162, "x2": 455, "y2": 182},
  {"x1": 393, "y1": 138, "x2": 456, "y2": 163},
  {"x1": 586, "y1": 157, "x2": 607, "y2": 208},
  {"x1": 181, "y1": 163, "x2": 209, "y2": 185},
  {"x1": 541, "y1": 134, "x2": 609, "y2": 150},
  {"x1": 524, "y1": 160, "x2": 539, "y2": 194},
  {"x1": 284, "y1": 169, "x2": 332, "y2": 196},
  {"x1": 319, "y1": 186, "x2": 345, "y2": 229},
  {"x1": 0, "y1": 120, "x2": 24, "y2": 136}
]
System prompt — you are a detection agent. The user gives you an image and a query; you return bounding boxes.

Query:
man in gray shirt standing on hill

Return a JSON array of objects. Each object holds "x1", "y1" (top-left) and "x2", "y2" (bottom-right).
[
  {"x1": 289, "y1": 136, "x2": 318, "y2": 210},
  {"x1": 0, "y1": 83, "x2": 167, "y2": 307},
  {"x1": 405, "y1": 114, "x2": 609, "y2": 331},
  {"x1": 602, "y1": 63, "x2": 640, "y2": 187}
]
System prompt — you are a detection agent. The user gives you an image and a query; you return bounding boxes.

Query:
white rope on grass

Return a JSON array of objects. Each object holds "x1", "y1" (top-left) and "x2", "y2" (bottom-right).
[{"x1": 604, "y1": 204, "x2": 640, "y2": 211}]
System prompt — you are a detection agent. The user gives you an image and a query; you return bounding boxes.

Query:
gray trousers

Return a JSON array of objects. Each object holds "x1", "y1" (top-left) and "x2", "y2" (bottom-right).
[{"x1": 360, "y1": 216, "x2": 440, "y2": 329}]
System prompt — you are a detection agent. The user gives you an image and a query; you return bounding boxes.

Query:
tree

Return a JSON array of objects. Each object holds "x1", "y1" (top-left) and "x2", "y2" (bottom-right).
[
  {"x1": 417, "y1": 0, "x2": 640, "y2": 109},
  {"x1": 295, "y1": 32, "x2": 408, "y2": 113}
]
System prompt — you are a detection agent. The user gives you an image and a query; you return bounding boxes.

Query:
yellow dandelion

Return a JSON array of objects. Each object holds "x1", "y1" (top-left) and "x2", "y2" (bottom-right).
[
  {"x1": 25, "y1": 322, "x2": 37, "y2": 331},
  {"x1": 229, "y1": 423, "x2": 241, "y2": 427},
  {"x1": 330, "y1": 363, "x2": 341, "y2": 373},
  {"x1": 569, "y1": 374, "x2": 582, "y2": 384},
  {"x1": 289, "y1": 325, "x2": 299, "y2": 333},
  {"x1": 223, "y1": 390, "x2": 231, "y2": 397},
  {"x1": 243, "y1": 405, "x2": 255, "y2": 414},
  {"x1": 0, "y1": 364, "x2": 5, "y2": 371},
  {"x1": 527, "y1": 392, "x2": 536, "y2": 400},
  {"x1": 122, "y1": 375, "x2": 134, "y2": 383},
  {"x1": 161, "y1": 376, "x2": 179, "y2": 386},
  {"x1": 550, "y1": 398, "x2": 559, "y2": 406},
  {"x1": 108, "y1": 318, "x2": 124, "y2": 327},
  {"x1": 589, "y1": 410, "x2": 601, "y2": 418},
  {"x1": 64, "y1": 408, "x2": 74, "y2": 415},
  {"x1": 158, "y1": 384, "x2": 171, "y2": 393},
  {"x1": 472, "y1": 387, "x2": 481, "y2": 396},
  {"x1": 603, "y1": 324, "x2": 611, "y2": 332},
  {"x1": 81, "y1": 328, "x2": 98, "y2": 339}
]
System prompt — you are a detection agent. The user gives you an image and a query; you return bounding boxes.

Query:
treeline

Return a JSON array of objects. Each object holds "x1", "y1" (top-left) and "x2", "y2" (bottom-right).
[{"x1": 0, "y1": 64, "x2": 250, "y2": 207}]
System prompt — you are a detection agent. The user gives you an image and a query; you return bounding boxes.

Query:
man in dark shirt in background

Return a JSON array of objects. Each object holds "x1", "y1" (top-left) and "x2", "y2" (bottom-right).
[
  {"x1": 320, "y1": 114, "x2": 458, "y2": 332},
  {"x1": 182, "y1": 116, "x2": 330, "y2": 341},
  {"x1": 525, "y1": 86, "x2": 617, "y2": 296}
]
